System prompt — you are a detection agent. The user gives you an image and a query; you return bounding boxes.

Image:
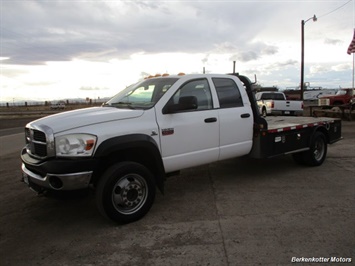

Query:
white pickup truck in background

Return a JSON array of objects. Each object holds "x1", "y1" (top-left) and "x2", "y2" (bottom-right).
[{"x1": 256, "y1": 91, "x2": 303, "y2": 116}]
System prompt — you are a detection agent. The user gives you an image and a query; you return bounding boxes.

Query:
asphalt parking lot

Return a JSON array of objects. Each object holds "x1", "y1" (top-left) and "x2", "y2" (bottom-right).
[{"x1": 0, "y1": 121, "x2": 354, "y2": 265}]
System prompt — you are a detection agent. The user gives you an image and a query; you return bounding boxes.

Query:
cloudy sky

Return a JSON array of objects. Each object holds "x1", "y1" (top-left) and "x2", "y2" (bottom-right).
[{"x1": 1, "y1": 0, "x2": 354, "y2": 103}]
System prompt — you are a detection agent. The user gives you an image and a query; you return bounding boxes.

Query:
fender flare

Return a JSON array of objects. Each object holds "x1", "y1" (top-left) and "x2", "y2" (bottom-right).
[
  {"x1": 94, "y1": 134, "x2": 165, "y2": 193},
  {"x1": 309, "y1": 125, "x2": 329, "y2": 145}
]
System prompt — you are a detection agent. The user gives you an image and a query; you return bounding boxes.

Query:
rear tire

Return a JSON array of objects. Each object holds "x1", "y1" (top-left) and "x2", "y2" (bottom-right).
[
  {"x1": 96, "y1": 161, "x2": 156, "y2": 224},
  {"x1": 292, "y1": 132, "x2": 327, "y2": 166},
  {"x1": 303, "y1": 132, "x2": 327, "y2": 166}
]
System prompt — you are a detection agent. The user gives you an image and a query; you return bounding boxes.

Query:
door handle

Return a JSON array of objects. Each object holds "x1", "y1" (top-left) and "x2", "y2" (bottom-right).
[
  {"x1": 204, "y1": 117, "x2": 217, "y2": 123},
  {"x1": 240, "y1": 113, "x2": 250, "y2": 118}
]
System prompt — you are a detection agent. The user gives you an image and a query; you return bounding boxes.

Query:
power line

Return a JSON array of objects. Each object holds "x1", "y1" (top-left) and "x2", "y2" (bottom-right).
[{"x1": 317, "y1": 0, "x2": 352, "y2": 19}]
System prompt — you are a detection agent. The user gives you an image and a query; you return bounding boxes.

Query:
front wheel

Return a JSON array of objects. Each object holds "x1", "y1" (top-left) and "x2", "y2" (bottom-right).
[{"x1": 96, "y1": 162, "x2": 156, "y2": 223}]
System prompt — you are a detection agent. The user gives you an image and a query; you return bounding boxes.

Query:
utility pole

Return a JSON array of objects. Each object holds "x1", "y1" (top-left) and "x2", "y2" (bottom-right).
[{"x1": 300, "y1": 15, "x2": 317, "y2": 100}]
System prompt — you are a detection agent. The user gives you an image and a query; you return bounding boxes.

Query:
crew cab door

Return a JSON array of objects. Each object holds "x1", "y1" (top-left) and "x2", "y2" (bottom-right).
[
  {"x1": 211, "y1": 77, "x2": 253, "y2": 160},
  {"x1": 156, "y1": 78, "x2": 219, "y2": 173}
]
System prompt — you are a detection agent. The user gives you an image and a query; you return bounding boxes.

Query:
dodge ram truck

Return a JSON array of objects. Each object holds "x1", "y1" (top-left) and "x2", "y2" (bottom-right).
[{"x1": 21, "y1": 73, "x2": 342, "y2": 223}]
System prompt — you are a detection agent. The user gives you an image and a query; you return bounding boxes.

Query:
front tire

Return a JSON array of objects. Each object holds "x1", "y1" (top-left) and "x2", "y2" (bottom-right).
[{"x1": 96, "y1": 162, "x2": 156, "y2": 223}]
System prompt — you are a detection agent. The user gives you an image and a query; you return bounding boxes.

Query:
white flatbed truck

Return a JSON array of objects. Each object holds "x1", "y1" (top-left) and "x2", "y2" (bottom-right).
[{"x1": 21, "y1": 73, "x2": 342, "y2": 223}]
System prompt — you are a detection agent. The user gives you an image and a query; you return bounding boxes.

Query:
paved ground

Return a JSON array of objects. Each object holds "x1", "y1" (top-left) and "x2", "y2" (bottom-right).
[{"x1": 0, "y1": 121, "x2": 354, "y2": 265}]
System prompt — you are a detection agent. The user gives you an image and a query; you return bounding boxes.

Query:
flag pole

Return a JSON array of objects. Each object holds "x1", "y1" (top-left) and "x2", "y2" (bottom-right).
[{"x1": 347, "y1": 28, "x2": 355, "y2": 95}]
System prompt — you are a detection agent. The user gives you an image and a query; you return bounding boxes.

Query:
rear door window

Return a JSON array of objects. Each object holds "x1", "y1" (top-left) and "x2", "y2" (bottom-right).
[{"x1": 212, "y1": 78, "x2": 243, "y2": 108}]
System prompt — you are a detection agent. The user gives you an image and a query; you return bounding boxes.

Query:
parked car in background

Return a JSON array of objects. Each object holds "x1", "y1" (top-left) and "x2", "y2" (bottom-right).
[
  {"x1": 255, "y1": 91, "x2": 303, "y2": 116},
  {"x1": 318, "y1": 88, "x2": 355, "y2": 106},
  {"x1": 50, "y1": 101, "x2": 66, "y2": 110}
]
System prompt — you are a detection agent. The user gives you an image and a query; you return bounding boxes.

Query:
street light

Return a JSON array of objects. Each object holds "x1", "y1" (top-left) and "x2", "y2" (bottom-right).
[{"x1": 300, "y1": 14, "x2": 317, "y2": 100}]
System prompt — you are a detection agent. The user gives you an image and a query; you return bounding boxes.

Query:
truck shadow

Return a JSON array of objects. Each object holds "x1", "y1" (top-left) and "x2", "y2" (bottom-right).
[
  {"x1": 41, "y1": 188, "x2": 92, "y2": 200},
  {"x1": 209, "y1": 155, "x2": 299, "y2": 180}
]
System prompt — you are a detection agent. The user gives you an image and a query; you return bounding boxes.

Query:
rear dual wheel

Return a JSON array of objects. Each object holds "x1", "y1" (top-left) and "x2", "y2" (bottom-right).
[
  {"x1": 292, "y1": 131, "x2": 327, "y2": 166},
  {"x1": 96, "y1": 162, "x2": 156, "y2": 224}
]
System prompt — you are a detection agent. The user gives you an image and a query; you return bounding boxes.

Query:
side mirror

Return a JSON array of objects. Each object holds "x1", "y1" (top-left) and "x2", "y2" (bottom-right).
[{"x1": 163, "y1": 96, "x2": 198, "y2": 114}]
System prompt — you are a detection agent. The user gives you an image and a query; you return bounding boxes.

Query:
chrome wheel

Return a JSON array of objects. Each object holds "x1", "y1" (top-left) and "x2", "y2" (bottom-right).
[
  {"x1": 313, "y1": 137, "x2": 325, "y2": 162},
  {"x1": 112, "y1": 174, "x2": 148, "y2": 215},
  {"x1": 96, "y1": 161, "x2": 156, "y2": 223},
  {"x1": 302, "y1": 132, "x2": 327, "y2": 166}
]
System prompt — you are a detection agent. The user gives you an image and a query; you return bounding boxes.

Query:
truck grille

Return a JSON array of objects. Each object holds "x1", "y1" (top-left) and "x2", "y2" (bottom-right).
[
  {"x1": 25, "y1": 128, "x2": 48, "y2": 158},
  {"x1": 318, "y1": 98, "x2": 330, "y2": 106},
  {"x1": 33, "y1": 130, "x2": 46, "y2": 142}
]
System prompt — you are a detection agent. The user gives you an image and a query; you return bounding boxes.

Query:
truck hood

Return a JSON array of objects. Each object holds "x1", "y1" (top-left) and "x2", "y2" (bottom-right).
[
  {"x1": 319, "y1": 94, "x2": 338, "y2": 99},
  {"x1": 28, "y1": 107, "x2": 144, "y2": 133}
]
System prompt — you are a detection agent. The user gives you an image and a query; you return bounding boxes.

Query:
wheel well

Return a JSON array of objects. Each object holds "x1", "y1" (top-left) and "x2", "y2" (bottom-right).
[
  {"x1": 92, "y1": 147, "x2": 164, "y2": 191},
  {"x1": 314, "y1": 127, "x2": 329, "y2": 143}
]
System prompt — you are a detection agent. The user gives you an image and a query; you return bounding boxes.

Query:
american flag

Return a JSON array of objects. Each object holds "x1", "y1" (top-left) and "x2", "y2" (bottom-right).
[{"x1": 347, "y1": 29, "x2": 355, "y2": 55}]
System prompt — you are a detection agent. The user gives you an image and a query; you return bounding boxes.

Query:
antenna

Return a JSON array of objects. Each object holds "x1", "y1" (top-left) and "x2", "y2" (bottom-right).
[{"x1": 253, "y1": 74, "x2": 257, "y2": 84}]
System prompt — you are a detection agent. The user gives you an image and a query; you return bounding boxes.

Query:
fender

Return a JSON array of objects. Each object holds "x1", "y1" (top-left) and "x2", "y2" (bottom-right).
[
  {"x1": 310, "y1": 124, "x2": 332, "y2": 145},
  {"x1": 94, "y1": 134, "x2": 165, "y2": 193}
]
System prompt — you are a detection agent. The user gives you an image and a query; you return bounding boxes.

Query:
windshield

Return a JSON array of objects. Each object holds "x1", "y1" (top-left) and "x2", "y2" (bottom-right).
[
  {"x1": 105, "y1": 77, "x2": 179, "y2": 109},
  {"x1": 335, "y1": 90, "x2": 347, "y2": 96}
]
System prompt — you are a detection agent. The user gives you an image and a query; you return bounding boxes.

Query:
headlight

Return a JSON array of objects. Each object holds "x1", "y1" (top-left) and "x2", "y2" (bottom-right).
[{"x1": 55, "y1": 134, "x2": 97, "y2": 157}]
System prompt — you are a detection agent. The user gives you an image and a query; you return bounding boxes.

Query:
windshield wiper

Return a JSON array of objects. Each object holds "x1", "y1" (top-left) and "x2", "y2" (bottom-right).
[{"x1": 110, "y1": 102, "x2": 136, "y2": 109}]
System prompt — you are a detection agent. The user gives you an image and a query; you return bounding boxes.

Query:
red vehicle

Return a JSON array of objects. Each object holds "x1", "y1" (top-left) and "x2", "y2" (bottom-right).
[{"x1": 319, "y1": 88, "x2": 355, "y2": 106}]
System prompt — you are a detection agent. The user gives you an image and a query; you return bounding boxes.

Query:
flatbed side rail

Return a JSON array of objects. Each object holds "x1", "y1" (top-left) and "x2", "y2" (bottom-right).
[{"x1": 249, "y1": 118, "x2": 342, "y2": 159}]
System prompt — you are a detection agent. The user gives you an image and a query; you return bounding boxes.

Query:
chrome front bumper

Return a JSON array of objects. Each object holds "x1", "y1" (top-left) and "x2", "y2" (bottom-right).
[{"x1": 21, "y1": 163, "x2": 92, "y2": 191}]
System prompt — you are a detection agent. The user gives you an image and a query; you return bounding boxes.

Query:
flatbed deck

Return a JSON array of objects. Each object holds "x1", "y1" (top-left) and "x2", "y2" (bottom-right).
[{"x1": 265, "y1": 116, "x2": 339, "y2": 132}]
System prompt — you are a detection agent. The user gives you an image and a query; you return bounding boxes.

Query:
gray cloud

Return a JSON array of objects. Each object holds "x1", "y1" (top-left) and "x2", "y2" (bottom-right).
[
  {"x1": 273, "y1": 60, "x2": 298, "y2": 68},
  {"x1": 1, "y1": 0, "x2": 354, "y2": 92},
  {"x1": 234, "y1": 51, "x2": 259, "y2": 62},
  {"x1": 228, "y1": 42, "x2": 279, "y2": 62},
  {"x1": 324, "y1": 38, "x2": 342, "y2": 45},
  {"x1": 1, "y1": 0, "x2": 279, "y2": 65},
  {"x1": 261, "y1": 45, "x2": 278, "y2": 56}
]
